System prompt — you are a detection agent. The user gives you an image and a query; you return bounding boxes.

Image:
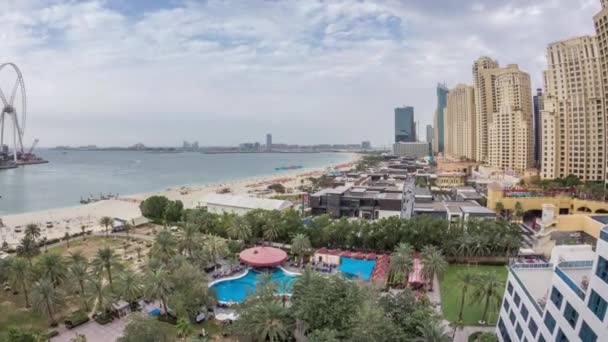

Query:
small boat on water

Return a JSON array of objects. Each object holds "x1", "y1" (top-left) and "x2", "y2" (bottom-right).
[
  {"x1": 0, "y1": 161, "x2": 18, "y2": 170},
  {"x1": 274, "y1": 165, "x2": 303, "y2": 171}
]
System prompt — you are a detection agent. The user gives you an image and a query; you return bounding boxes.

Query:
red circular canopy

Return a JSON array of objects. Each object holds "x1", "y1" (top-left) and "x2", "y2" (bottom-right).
[{"x1": 239, "y1": 246, "x2": 287, "y2": 267}]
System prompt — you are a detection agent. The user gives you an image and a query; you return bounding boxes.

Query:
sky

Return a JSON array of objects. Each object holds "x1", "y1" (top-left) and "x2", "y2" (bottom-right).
[{"x1": 0, "y1": 0, "x2": 602, "y2": 147}]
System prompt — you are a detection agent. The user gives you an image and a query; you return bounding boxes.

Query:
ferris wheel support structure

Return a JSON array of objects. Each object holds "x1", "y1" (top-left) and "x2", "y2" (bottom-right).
[{"x1": 0, "y1": 63, "x2": 27, "y2": 162}]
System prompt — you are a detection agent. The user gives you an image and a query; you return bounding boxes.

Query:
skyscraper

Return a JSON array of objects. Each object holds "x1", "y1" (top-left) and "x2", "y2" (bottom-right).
[
  {"x1": 434, "y1": 83, "x2": 448, "y2": 153},
  {"x1": 533, "y1": 88, "x2": 544, "y2": 168},
  {"x1": 394, "y1": 106, "x2": 415, "y2": 142},
  {"x1": 426, "y1": 124, "x2": 433, "y2": 145},
  {"x1": 487, "y1": 64, "x2": 533, "y2": 173},
  {"x1": 594, "y1": 1, "x2": 608, "y2": 180},
  {"x1": 541, "y1": 36, "x2": 605, "y2": 181},
  {"x1": 444, "y1": 84, "x2": 476, "y2": 160},
  {"x1": 266, "y1": 134, "x2": 272, "y2": 151},
  {"x1": 472, "y1": 56, "x2": 499, "y2": 162}
]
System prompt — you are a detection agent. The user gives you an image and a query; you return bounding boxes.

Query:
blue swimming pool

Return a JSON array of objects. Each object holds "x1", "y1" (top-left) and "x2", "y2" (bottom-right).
[
  {"x1": 210, "y1": 268, "x2": 298, "y2": 302},
  {"x1": 338, "y1": 257, "x2": 376, "y2": 281}
]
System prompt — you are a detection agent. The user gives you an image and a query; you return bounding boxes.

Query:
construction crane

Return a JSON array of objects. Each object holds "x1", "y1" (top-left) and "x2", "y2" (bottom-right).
[{"x1": 26, "y1": 138, "x2": 39, "y2": 155}]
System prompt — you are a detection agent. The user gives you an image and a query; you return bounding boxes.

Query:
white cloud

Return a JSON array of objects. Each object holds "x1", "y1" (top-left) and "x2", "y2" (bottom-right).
[{"x1": 0, "y1": 0, "x2": 602, "y2": 147}]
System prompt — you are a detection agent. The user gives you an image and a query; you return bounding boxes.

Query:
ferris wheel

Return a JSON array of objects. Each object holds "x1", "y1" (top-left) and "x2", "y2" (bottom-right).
[{"x1": 0, "y1": 63, "x2": 27, "y2": 161}]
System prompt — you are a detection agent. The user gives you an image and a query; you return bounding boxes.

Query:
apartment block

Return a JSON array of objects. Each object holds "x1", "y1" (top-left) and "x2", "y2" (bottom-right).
[
  {"x1": 497, "y1": 225, "x2": 608, "y2": 342},
  {"x1": 594, "y1": 1, "x2": 608, "y2": 180},
  {"x1": 444, "y1": 84, "x2": 476, "y2": 160},
  {"x1": 541, "y1": 36, "x2": 605, "y2": 181},
  {"x1": 487, "y1": 64, "x2": 534, "y2": 173},
  {"x1": 472, "y1": 56, "x2": 499, "y2": 162}
]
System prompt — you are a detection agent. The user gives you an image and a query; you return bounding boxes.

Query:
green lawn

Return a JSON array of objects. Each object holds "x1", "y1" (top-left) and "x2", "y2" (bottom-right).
[
  {"x1": 0, "y1": 286, "x2": 49, "y2": 340},
  {"x1": 440, "y1": 264, "x2": 508, "y2": 326}
]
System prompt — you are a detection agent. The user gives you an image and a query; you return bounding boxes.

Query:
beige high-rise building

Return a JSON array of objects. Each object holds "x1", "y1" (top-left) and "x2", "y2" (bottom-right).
[
  {"x1": 444, "y1": 84, "x2": 476, "y2": 160},
  {"x1": 472, "y1": 56, "x2": 499, "y2": 162},
  {"x1": 487, "y1": 64, "x2": 534, "y2": 173},
  {"x1": 594, "y1": 1, "x2": 608, "y2": 180},
  {"x1": 541, "y1": 36, "x2": 605, "y2": 181}
]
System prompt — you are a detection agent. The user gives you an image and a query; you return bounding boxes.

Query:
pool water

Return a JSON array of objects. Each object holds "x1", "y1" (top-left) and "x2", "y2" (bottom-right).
[
  {"x1": 210, "y1": 268, "x2": 298, "y2": 302},
  {"x1": 338, "y1": 257, "x2": 376, "y2": 281}
]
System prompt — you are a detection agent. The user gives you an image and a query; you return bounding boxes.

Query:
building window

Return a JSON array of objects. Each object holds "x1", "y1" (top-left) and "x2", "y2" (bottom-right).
[
  {"x1": 514, "y1": 292, "x2": 521, "y2": 307},
  {"x1": 528, "y1": 318, "x2": 538, "y2": 337},
  {"x1": 498, "y1": 318, "x2": 512, "y2": 342},
  {"x1": 521, "y1": 305, "x2": 529, "y2": 321},
  {"x1": 516, "y1": 324, "x2": 523, "y2": 339},
  {"x1": 556, "y1": 329, "x2": 569, "y2": 342},
  {"x1": 579, "y1": 321, "x2": 597, "y2": 342},
  {"x1": 503, "y1": 300, "x2": 510, "y2": 312},
  {"x1": 538, "y1": 334, "x2": 546, "y2": 342},
  {"x1": 544, "y1": 312, "x2": 556, "y2": 333},
  {"x1": 551, "y1": 287, "x2": 563, "y2": 309},
  {"x1": 564, "y1": 302, "x2": 579, "y2": 328},
  {"x1": 507, "y1": 282, "x2": 513, "y2": 295},
  {"x1": 596, "y1": 256, "x2": 608, "y2": 284},
  {"x1": 588, "y1": 289, "x2": 607, "y2": 321},
  {"x1": 510, "y1": 311, "x2": 516, "y2": 324}
]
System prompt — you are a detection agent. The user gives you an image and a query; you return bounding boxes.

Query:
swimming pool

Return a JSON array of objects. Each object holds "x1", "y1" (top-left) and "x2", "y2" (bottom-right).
[
  {"x1": 210, "y1": 268, "x2": 298, "y2": 302},
  {"x1": 338, "y1": 257, "x2": 376, "y2": 281}
]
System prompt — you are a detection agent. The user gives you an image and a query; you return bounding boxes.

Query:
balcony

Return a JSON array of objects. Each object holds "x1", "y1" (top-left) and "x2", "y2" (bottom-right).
[{"x1": 555, "y1": 260, "x2": 593, "y2": 301}]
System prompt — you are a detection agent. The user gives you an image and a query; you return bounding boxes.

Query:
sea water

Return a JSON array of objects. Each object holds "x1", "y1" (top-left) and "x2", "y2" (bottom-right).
[{"x1": 0, "y1": 149, "x2": 352, "y2": 215}]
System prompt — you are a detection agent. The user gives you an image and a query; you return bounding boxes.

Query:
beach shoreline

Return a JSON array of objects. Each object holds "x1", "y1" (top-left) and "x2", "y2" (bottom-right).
[{"x1": 0, "y1": 153, "x2": 360, "y2": 246}]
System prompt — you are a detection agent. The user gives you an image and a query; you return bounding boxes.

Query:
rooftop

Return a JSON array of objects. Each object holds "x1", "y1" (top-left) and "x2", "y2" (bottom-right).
[{"x1": 201, "y1": 194, "x2": 293, "y2": 211}]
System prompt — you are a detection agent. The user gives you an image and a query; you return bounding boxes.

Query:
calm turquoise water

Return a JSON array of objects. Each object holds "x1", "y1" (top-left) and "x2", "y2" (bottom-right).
[
  {"x1": 0, "y1": 149, "x2": 352, "y2": 215},
  {"x1": 339, "y1": 257, "x2": 376, "y2": 281},
  {"x1": 210, "y1": 268, "x2": 297, "y2": 302}
]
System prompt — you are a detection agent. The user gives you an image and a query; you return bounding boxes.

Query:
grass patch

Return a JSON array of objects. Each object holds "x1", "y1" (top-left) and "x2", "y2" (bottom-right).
[
  {"x1": 440, "y1": 264, "x2": 508, "y2": 326},
  {"x1": 0, "y1": 285, "x2": 48, "y2": 340}
]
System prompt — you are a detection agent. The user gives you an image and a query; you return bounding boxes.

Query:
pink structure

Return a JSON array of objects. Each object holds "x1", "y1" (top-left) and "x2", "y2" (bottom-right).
[{"x1": 239, "y1": 246, "x2": 287, "y2": 267}]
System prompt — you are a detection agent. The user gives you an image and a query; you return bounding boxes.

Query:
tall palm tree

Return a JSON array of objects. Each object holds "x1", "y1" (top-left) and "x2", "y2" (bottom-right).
[
  {"x1": 144, "y1": 267, "x2": 173, "y2": 315},
  {"x1": 178, "y1": 223, "x2": 199, "y2": 257},
  {"x1": 37, "y1": 253, "x2": 68, "y2": 288},
  {"x1": 204, "y1": 235, "x2": 228, "y2": 270},
  {"x1": 25, "y1": 223, "x2": 41, "y2": 241},
  {"x1": 69, "y1": 260, "x2": 91, "y2": 311},
  {"x1": 87, "y1": 275, "x2": 114, "y2": 313},
  {"x1": 32, "y1": 277, "x2": 64, "y2": 326},
  {"x1": 416, "y1": 320, "x2": 450, "y2": 342},
  {"x1": 68, "y1": 251, "x2": 88, "y2": 266},
  {"x1": 16, "y1": 236, "x2": 40, "y2": 265},
  {"x1": 150, "y1": 230, "x2": 177, "y2": 264},
  {"x1": 228, "y1": 216, "x2": 252, "y2": 243},
  {"x1": 291, "y1": 234, "x2": 311, "y2": 265},
  {"x1": 471, "y1": 272, "x2": 504, "y2": 324},
  {"x1": 92, "y1": 247, "x2": 121, "y2": 291},
  {"x1": 388, "y1": 243, "x2": 413, "y2": 286},
  {"x1": 9, "y1": 257, "x2": 32, "y2": 307},
  {"x1": 421, "y1": 246, "x2": 448, "y2": 291},
  {"x1": 99, "y1": 216, "x2": 113, "y2": 238},
  {"x1": 262, "y1": 218, "x2": 281, "y2": 243},
  {"x1": 236, "y1": 300, "x2": 291, "y2": 342},
  {"x1": 456, "y1": 269, "x2": 477, "y2": 322},
  {"x1": 116, "y1": 271, "x2": 143, "y2": 307}
]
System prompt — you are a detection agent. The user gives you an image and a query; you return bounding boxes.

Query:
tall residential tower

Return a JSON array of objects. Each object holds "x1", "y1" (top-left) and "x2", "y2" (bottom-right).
[
  {"x1": 394, "y1": 106, "x2": 416, "y2": 142},
  {"x1": 594, "y1": 0, "x2": 608, "y2": 181},
  {"x1": 433, "y1": 83, "x2": 449, "y2": 153},
  {"x1": 444, "y1": 84, "x2": 476, "y2": 160},
  {"x1": 533, "y1": 88, "x2": 544, "y2": 168},
  {"x1": 472, "y1": 56, "x2": 499, "y2": 162}
]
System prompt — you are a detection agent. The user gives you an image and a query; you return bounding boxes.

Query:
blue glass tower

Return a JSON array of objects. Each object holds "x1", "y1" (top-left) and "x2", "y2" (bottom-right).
[
  {"x1": 394, "y1": 106, "x2": 415, "y2": 142},
  {"x1": 436, "y1": 83, "x2": 448, "y2": 153}
]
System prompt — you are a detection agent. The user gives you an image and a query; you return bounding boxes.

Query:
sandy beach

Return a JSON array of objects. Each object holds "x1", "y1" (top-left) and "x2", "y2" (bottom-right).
[{"x1": 0, "y1": 154, "x2": 359, "y2": 246}]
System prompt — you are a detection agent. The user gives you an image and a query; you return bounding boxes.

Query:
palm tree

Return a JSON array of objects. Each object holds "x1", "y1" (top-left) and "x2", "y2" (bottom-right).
[
  {"x1": 69, "y1": 260, "x2": 91, "y2": 311},
  {"x1": 116, "y1": 271, "x2": 143, "y2": 307},
  {"x1": 99, "y1": 216, "x2": 113, "y2": 238},
  {"x1": 471, "y1": 272, "x2": 504, "y2": 324},
  {"x1": 9, "y1": 257, "x2": 32, "y2": 307},
  {"x1": 68, "y1": 251, "x2": 88, "y2": 266},
  {"x1": 150, "y1": 230, "x2": 177, "y2": 264},
  {"x1": 178, "y1": 223, "x2": 199, "y2": 257},
  {"x1": 25, "y1": 223, "x2": 41, "y2": 241},
  {"x1": 92, "y1": 247, "x2": 121, "y2": 291},
  {"x1": 123, "y1": 221, "x2": 133, "y2": 240},
  {"x1": 37, "y1": 253, "x2": 68, "y2": 288},
  {"x1": 87, "y1": 275, "x2": 114, "y2": 313},
  {"x1": 291, "y1": 234, "x2": 311, "y2": 265},
  {"x1": 416, "y1": 320, "x2": 450, "y2": 342},
  {"x1": 449, "y1": 320, "x2": 465, "y2": 341},
  {"x1": 64, "y1": 232, "x2": 71, "y2": 248},
  {"x1": 388, "y1": 243, "x2": 413, "y2": 286},
  {"x1": 456, "y1": 269, "x2": 477, "y2": 322},
  {"x1": 494, "y1": 202, "x2": 504, "y2": 217},
  {"x1": 514, "y1": 202, "x2": 524, "y2": 222},
  {"x1": 16, "y1": 236, "x2": 40, "y2": 265},
  {"x1": 228, "y1": 216, "x2": 252, "y2": 243},
  {"x1": 262, "y1": 219, "x2": 281, "y2": 243},
  {"x1": 144, "y1": 267, "x2": 173, "y2": 315},
  {"x1": 420, "y1": 246, "x2": 448, "y2": 291},
  {"x1": 32, "y1": 277, "x2": 64, "y2": 326},
  {"x1": 176, "y1": 317, "x2": 192, "y2": 340},
  {"x1": 236, "y1": 300, "x2": 290, "y2": 342},
  {"x1": 204, "y1": 235, "x2": 228, "y2": 270}
]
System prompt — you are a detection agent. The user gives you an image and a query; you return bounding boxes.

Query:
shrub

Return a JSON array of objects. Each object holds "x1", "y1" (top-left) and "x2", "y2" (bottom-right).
[
  {"x1": 65, "y1": 310, "x2": 90, "y2": 329},
  {"x1": 94, "y1": 312, "x2": 114, "y2": 325}
]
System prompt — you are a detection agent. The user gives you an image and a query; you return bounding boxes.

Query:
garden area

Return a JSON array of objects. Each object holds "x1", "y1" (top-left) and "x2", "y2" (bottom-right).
[{"x1": 440, "y1": 264, "x2": 508, "y2": 326}]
